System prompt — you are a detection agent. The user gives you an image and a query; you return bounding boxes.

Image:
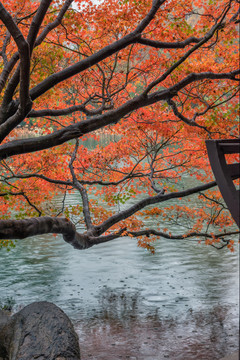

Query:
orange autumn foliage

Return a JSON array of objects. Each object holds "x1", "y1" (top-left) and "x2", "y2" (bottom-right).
[{"x1": 0, "y1": 0, "x2": 239, "y2": 251}]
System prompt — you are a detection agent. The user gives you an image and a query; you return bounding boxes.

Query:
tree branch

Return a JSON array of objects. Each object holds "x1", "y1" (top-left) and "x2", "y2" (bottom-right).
[
  {"x1": 96, "y1": 180, "x2": 217, "y2": 235},
  {"x1": 69, "y1": 140, "x2": 94, "y2": 231},
  {"x1": 29, "y1": 1, "x2": 166, "y2": 101},
  {"x1": 27, "y1": 0, "x2": 52, "y2": 51},
  {"x1": 0, "y1": 3, "x2": 32, "y2": 137},
  {"x1": 0, "y1": 216, "x2": 90, "y2": 249},
  {"x1": 35, "y1": 0, "x2": 74, "y2": 47},
  {"x1": 167, "y1": 98, "x2": 210, "y2": 133},
  {"x1": 28, "y1": 102, "x2": 109, "y2": 118},
  {"x1": 0, "y1": 0, "x2": 73, "y2": 101},
  {"x1": 142, "y1": 12, "x2": 233, "y2": 95},
  {"x1": 128, "y1": 228, "x2": 240, "y2": 240},
  {"x1": 1, "y1": 69, "x2": 239, "y2": 160},
  {"x1": 137, "y1": 36, "x2": 202, "y2": 49},
  {"x1": 0, "y1": 4, "x2": 31, "y2": 108}
]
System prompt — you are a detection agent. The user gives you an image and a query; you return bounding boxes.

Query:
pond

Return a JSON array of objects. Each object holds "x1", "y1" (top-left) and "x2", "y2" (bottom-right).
[{"x1": 0, "y1": 190, "x2": 239, "y2": 360}]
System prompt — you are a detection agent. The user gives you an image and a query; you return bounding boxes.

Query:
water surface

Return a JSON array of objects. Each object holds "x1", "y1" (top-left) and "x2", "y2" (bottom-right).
[{"x1": 0, "y1": 225, "x2": 238, "y2": 359}]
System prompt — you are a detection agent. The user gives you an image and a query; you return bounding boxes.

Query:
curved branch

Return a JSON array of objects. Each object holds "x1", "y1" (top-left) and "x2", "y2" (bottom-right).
[
  {"x1": 3, "y1": 168, "x2": 145, "y2": 187},
  {"x1": 0, "y1": 0, "x2": 73, "y2": 99},
  {"x1": 0, "y1": 53, "x2": 19, "y2": 94},
  {"x1": 28, "y1": 102, "x2": 108, "y2": 118},
  {"x1": 0, "y1": 217, "x2": 89, "y2": 249},
  {"x1": 0, "y1": 3, "x2": 32, "y2": 137},
  {"x1": 137, "y1": 36, "x2": 202, "y2": 49},
  {"x1": 34, "y1": 0, "x2": 74, "y2": 47},
  {"x1": 21, "y1": 193, "x2": 42, "y2": 216},
  {"x1": 4, "y1": 173, "x2": 72, "y2": 186},
  {"x1": 0, "y1": 4, "x2": 31, "y2": 108},
  {"x1": 167, "y1": 69, "x2": 240, "y2": 95},
  {"x1": 167, "y1": 98, "x2": 210, "y2": 132},
  {"x1": 96, "y1": 180, "x2": 217, "y2": 234},
  {"x1": 0, "y1": 191, "x2": 24, "y2": 197},
  {"x1": 27, "y1": 0, "x2": 52, "y2": 51},
  {"x1": 0, "y1": 216, "x2": 127, "y2": 250},
  {"x1": 89, "y1": 227, "x2": 127, "y2": 245},
  {"x1": 134, "y1": 0, "x2": 166, "y2": 33},
  {"x1": 1, "y1": 69, "x2": 239, "y2": 160},
  {"x1": 0, "y1": 30, "x2": 11, "y2": 65},
  {"x1": 69, "y1": 140, "x2": 94, "y2": 230},
  {"x1": 128, "y1": 229, "x2": 240, "y2": 240}
]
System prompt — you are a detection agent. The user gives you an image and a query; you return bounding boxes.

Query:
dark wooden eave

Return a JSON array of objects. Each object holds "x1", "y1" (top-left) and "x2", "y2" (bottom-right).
[{"x1": 205, "y1": 138, "x2": 240, "y2": 228}]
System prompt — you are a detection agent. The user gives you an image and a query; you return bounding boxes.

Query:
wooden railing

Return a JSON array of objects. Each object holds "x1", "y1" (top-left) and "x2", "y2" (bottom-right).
[{"x1": 205, "y1": 138, "x2": 240, "y2": 228}]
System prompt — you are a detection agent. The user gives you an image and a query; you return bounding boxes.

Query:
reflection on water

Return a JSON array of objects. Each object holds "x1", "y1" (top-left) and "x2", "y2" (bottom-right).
[
  {"x1": 76, "y1": 301, "x2": 237, "y2": 360},
  {"x1": 0, "y1": 229, "x2": 238, "y2": 359}
]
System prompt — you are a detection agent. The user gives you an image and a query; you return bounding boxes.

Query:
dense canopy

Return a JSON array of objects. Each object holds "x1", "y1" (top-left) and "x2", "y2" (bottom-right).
[{"x1": 0, "y1": 0, "x2": 239, "y2": 252}]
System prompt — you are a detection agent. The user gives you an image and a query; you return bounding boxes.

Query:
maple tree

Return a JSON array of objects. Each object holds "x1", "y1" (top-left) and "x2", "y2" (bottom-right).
[{"x1": 0, "y1": 0, "x2": 239, "y2": 252}]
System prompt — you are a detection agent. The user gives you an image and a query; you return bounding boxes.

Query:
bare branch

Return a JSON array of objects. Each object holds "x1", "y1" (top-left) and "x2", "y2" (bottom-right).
[
  {"x1": 69, "y1": 140, "x2": 94, "y2": 230},
  {"x1": 137, "y1": 36, "x2": 202, "y2": 49}
]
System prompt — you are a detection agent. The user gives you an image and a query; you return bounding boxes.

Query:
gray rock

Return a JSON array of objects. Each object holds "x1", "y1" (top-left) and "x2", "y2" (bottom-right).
[
  {"x1": 0, "y1": 302, "x2": 80, "y2": 360},
  {"x1": 0, "y1": 310, "x2": 10, "y2": 360}
]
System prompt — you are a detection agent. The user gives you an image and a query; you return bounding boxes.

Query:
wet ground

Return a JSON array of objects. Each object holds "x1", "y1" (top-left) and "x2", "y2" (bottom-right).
[{"x1": 75, "y1": 303, "x2": 239, "y2": 360}]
